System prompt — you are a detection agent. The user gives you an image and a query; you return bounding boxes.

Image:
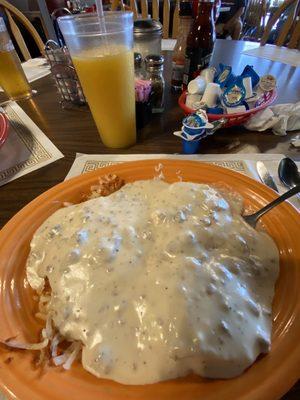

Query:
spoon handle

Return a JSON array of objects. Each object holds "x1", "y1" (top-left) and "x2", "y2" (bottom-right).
[{"x1": 252, "y1": 185, "x2": 300, "y2": 221}]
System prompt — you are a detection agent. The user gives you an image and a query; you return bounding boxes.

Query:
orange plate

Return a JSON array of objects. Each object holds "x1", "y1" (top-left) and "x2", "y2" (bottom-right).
[{"x1": 0, "y1": 160, "x2": 299, "y2": 400}]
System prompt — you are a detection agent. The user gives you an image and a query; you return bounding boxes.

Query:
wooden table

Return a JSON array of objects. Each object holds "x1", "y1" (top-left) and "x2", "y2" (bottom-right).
[
  {"x1": 0, "y1": 39, "x2": 299, "y2": 399},
  {"x1": 1, "y1": 39, "x2": 299, "y2": 229}
]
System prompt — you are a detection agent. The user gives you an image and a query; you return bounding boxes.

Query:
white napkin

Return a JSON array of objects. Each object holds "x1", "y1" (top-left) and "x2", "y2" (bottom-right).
[{"x1": 244, "y1": 102, "x2": 300, "y2": 136}]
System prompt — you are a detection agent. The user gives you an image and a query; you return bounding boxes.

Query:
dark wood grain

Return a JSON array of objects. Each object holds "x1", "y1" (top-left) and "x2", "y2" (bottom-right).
[
  {"x1": 0, "y1": 38, "x2": 299, "y2": 398},
  {"x1": 0, "y1": 40, "x2": 299, "y2": 220}
]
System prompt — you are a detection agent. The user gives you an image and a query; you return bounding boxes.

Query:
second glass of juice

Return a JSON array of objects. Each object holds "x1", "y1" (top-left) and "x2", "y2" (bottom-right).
[
  {"x1": 58, "y1": 12, "x2": 136, "y2": 149},
  {"x1": 0, "y1": 17, "x2": 32, "y2": 101}
]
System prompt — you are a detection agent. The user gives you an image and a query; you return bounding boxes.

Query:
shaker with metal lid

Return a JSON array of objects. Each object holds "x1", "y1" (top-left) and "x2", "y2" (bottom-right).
[
  {"x1": 134, "y1": 52, "x2": 143, "y2": 78},
  {"x1": 145, "y1": 54, "x2": 165, "y2": 113},
  {"x1": 133, "y1": 19, "x2": 162, "y2": 59}
]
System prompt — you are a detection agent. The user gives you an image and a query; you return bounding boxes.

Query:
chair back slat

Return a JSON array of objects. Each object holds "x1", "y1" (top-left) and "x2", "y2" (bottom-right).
[
  {"x1": 130, "y1": 0, "x2": 138, "y2": 19},
  {"x1": 141, "y1": 0, "x2": 148, "y2": 18},
  {"x1": 260, "y1": 0, "x2": 299, "y2": 47},
  {"x1": 172, "y1": 0, "x2": 180, "y2": 38},
  {"x1": 6, "y1": 9, "x2": 31, "y2": 60},
  {"x1": 152, "y1": 0, "x2": 159, "y2": 21},
  {"x1": 163, "y1": 0, "x2": 170, "y2": 39},
  {"x1": 276, "y1": 0, "x2": 299, "y2": 46},
  {"x1": 111, "y1": 0, "x2": 119, "y2": 11},
  {"x1": 243, "y1": 0, "x2": 267, "y2": 40},
  {"x1": 119, "y1": 0, "x2": 125, "y2": 12},
  {"x1": 288, "y1": 18, "x2": 300, "y2": 48},
  {"x1": 0, "y1": 0, "x2": 44, "y2": 57},
  {"x1": 111, "y1": 0, "x2": 178, "y2": 39}
]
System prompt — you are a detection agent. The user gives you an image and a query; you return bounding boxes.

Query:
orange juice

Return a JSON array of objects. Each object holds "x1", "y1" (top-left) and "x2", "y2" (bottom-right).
[
  {"x1": 0, "y1": 49, "x2": 32, "y2": 100},
  {"x1": 73, "y1": 48, "x2": 136, "y2": 148}
]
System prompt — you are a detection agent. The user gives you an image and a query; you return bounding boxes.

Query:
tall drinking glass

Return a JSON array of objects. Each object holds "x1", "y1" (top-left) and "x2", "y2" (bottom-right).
[
  {"x1": 0, "y1": 17, "x2": 32, "y2": 101},
  {"x1": 58, "y1": 12, "x2": 136, "y2": 149}
]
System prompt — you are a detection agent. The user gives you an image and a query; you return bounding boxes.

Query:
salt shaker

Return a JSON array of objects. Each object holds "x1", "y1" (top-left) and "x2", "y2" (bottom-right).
[{"x1": 145, "y1": 54, "x2": 165, "y2": 113}]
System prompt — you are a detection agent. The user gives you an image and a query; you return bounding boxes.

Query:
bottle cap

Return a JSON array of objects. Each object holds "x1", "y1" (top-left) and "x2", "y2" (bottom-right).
[
  {"x1": 134, "y1": 19, "x2": 162, "y2": 38},
  {"x1": 145, "y1": 54, "x2": 164, "y2": 66},
  {"x1": 179, "y1": 0, "x2": 193, "y2": 17},
  {"x1": 145, "y1": 54, "x2": 164, "y2": 72},
  {"x1": 259, "y1": 75, "x2": 276, "y2": 92}
]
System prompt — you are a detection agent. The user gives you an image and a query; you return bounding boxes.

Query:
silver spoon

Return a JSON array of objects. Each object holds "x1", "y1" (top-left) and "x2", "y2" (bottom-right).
[
  {"x1": 243, "y1": 185, "x2": 300, "y2": 228},
  {"x1": 278, "y1": 157, "x2": 300, "y2": 199}
]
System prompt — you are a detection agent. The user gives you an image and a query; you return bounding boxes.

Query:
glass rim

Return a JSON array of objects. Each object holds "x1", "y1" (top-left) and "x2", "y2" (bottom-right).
[{"x1": 58, "y1": 11, "x2": 133, "y2": 37}]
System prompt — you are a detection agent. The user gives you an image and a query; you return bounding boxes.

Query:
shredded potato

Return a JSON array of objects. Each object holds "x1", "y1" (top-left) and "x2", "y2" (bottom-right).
[
  {"x1": 2, "y1": 174, "x2": 122, "y2": 370},
  {"x1": 83, "y1": 174, "x2": 125, "y2": 200}
]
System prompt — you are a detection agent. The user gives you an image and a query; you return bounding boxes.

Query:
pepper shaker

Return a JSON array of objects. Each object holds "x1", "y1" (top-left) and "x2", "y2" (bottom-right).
[{"x1": 145, "y1": 54, "x2": 165, "y2": 113}]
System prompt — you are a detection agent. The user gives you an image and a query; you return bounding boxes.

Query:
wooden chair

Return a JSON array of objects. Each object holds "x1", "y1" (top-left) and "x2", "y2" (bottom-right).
[
  {"x1": 111, "y1": 0, "x2": 180, "y2": 39},
  {"x1": 23, "y1": 10, "x2": 50, "y2": 40},
  {"x1": 0, "y1": 0, "x2": 45, "y2": 60},
  {"x1": 242, "y1": 0, "x2": 268, "y2": 41},
  {"x1": 260, "y1": 0, "x2": 300, "y2": 48}
]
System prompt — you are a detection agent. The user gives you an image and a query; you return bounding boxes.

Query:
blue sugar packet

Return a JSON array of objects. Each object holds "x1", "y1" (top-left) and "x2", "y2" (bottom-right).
[
  {"x1": 215, "y1": 64, "x2": 233, "y2": 88},
  {"x1": 222, "y1": 77, "x2": 246, "y2": 107},
  {"x1": 241, "y1": 65, "x2": 260, "y2": 88}
]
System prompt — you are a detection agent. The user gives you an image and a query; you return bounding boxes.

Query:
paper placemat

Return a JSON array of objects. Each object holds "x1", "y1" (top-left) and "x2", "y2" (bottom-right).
[
  {"x1": 0, "y1": 58, "x2": 50, "y2": 93},
  {"x1": 242, "y1": 45, "x2": 300, "y2": 67},
  {"x1": 65, "y1": 153, "x2": 300, "y2": 211},
  {"x1": 0, "y1": 101, "x2": 63, "y2": 187}
]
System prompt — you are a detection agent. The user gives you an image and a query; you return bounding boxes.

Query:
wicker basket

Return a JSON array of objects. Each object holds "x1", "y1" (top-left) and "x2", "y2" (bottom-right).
[{"x1": 178, "y1": 89, "x2": 277, "y2": 128}]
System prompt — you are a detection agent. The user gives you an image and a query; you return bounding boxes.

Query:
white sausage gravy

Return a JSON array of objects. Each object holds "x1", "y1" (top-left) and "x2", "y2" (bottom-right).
[{"x1": 26, "y1": 180, "x2": 279, "y2": 384}]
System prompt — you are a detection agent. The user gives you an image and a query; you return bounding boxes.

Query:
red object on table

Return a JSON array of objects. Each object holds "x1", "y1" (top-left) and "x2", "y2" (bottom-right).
[
  {"x1": 178, "y1": 89, "x2": 277, "y2": 128},
  {"x1": 45, "y1": 0, "x2": 67, "y2": 14},
  {"x1": 83, "y1": 5, "x2": 97, "y2": 12},
  {"x1": 0, "y1": 113, "x2": 9, "y2": 148}
]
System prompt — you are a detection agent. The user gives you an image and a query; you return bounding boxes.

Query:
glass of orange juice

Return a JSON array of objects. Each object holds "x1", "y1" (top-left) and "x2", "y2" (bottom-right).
[
  {"x1": 58, "y1": 12, "x2": 136, "y2": 149},
  {"x1": 0, "y1": 17, "x2": 32, "y2": 101}
]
